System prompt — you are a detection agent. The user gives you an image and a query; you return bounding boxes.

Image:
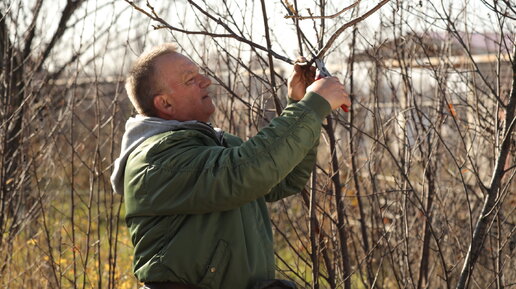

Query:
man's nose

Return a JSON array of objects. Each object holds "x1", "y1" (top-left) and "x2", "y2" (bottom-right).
[{"x1": 200, "y1": 75, "x2": 212, "y2": 88}]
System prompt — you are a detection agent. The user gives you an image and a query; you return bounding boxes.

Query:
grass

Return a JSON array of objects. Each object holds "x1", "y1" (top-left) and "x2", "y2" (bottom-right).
[{"x1": 1, "y1": 190, "x2": 141, "y2": 289}]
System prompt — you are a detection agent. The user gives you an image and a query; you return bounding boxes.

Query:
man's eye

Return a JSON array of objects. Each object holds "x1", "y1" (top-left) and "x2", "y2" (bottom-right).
[{"x1": 186, "y1": 78, "x2": 195, "y2": 85}]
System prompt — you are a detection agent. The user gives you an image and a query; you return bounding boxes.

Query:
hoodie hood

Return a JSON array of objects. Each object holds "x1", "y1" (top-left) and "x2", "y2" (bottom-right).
[{"x1": 110, "y1": 115, "x2": 224, "y2": 195}]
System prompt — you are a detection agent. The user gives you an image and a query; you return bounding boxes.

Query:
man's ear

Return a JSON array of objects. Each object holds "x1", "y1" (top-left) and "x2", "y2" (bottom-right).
[{"x1": 153, "y1": 94, "x2": 174, "y2": 119}]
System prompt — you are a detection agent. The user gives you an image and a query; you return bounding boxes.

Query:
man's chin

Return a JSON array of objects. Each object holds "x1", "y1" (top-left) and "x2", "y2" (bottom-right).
[{"x1": 200, "y1": 104, "x2": 216, "y2": 123}]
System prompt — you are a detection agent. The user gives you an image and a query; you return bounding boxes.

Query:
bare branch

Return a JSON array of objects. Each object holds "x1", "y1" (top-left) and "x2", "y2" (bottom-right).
[
  {"x1": 259, "y1": 0, "x2": 283, "y2": 116},
  {"x1": 285, "y1": 0, "x2": 362, "y2": 20},
  {"x1": 315, "y1": 0, "x2": 391, "y2": 59},
  {"x1": 456, "y1": 43, "x2": 516, "y2": 289},
  {"x1": 124, "y1": 0, "x2": 295, "y2": 64}
]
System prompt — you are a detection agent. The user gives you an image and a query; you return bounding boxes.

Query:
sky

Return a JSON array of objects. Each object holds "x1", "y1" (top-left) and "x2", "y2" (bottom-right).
[
  {"x1": 6, "y1": 0, "x2": 512, "y2": 76},
  {"x1": 121, "y1": 0, "x2": 513, "y2": 66}
]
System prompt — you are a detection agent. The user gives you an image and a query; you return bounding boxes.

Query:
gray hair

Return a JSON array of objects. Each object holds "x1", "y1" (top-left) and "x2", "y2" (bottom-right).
[{"x1": 125, "y1": 43, "x2": 177, "y2": 116}]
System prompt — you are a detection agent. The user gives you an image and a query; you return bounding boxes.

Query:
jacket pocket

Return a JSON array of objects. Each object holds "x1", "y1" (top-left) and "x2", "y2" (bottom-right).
[{"x1": 197, "y1": 239, "x2": 231, "y2": 289}]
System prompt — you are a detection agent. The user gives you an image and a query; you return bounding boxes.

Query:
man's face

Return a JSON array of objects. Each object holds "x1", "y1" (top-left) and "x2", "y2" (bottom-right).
[{"x1": 155, "y1": 53, "x2": 214, "y2": 122}]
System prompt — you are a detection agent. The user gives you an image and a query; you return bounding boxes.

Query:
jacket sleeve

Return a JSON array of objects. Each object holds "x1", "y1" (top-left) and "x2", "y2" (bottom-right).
[
  {"x1": 124, "y1": 92, "x2": 331, "y2": 216},
  {"x1": 264, "y1": 139, "x2": 318, "y2": 202}
]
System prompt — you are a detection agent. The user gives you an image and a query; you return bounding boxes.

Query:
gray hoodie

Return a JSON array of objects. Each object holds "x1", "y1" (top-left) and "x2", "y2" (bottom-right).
[{"x1": 110, "y1": 115, "x2": 225, "y2": 195}]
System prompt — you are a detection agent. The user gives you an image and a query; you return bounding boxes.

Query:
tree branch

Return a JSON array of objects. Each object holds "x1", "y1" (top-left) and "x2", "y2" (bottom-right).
[
  {"x1": 259, "y1": 0, "x2": 283, "y2": 115},
  {"x1": 315, "y1": 0, "x2": 391, "y2": 59},
  {"x1": 285, "y1": 0, "x2": 361, "y2": 20},
  {"x1": 455, "y1": 41, "x2": 516, "y2": 289},
  {"x1": 36, "y1": 0, "x2": 86, "y2": 72},
  {"x1": 124, "y1": 0, "x2": 295, "y2": 64}
]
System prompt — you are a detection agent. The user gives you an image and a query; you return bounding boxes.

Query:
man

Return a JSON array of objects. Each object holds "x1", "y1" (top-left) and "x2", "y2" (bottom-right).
[{"x1": 111, "y1": 43, "x2": 351, "y2": 289}]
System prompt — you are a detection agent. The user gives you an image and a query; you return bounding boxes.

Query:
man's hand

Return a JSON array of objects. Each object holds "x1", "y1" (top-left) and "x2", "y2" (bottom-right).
[
  {"x1": 307, "y1": 77, "x2": 351, "y2": 110},
  {"x1": 287, "y1": 57, "x2": 316, "y2": 101}
]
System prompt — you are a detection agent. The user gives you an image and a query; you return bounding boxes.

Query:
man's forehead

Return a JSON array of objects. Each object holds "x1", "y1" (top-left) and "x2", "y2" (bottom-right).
[
  {"x1": 158, "y1": 53, "x2": 198, "y2": 75},
  {"x1": 179, "y1": 54, "x2": 198, "y2": 66},
  {"x1": 181, "y1": 64, "x2": 198, "y2": 74}
]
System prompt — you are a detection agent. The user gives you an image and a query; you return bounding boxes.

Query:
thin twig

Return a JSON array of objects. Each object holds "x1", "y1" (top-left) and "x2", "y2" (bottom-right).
[
  {"x1": 285, "y1": 0, "x2": 361, "y2": 20},
  {"x1": 125, "y1": 0, "x2": 295, "y2": 64},
  {"x1": 456, "y1": 43, "x2": 516, "y2": 289},
  {"x1": 315, "y1": 0, "x2": 391, "y2": 60},
  {"x1": 259, "y1": 0, "x2": 283, "y2": 116}
]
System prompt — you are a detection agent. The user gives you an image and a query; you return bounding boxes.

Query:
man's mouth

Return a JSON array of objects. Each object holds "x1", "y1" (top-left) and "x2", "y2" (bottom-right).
[{"x1": 202, "y1": 94, "x2": 210, "y2": 99}]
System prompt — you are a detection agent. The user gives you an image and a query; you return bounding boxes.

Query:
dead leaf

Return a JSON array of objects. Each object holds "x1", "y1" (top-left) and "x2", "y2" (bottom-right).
[
  {"x1": 284, "y1": 0, "x2": 297, "y2": 16},
  {"x1": 448, "y1": 103, "x2": 457, "y2": 118}
]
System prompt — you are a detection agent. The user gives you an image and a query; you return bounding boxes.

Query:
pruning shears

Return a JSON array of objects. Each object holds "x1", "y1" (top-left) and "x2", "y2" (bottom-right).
[{"x1": 314, "y1": 58, "x2": 349, "y2": 112}]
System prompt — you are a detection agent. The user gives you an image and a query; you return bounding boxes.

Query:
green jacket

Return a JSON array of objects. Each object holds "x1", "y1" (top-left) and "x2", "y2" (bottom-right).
[{"x1": 121, "y1": 92, "x2": 331, "y2": 289}]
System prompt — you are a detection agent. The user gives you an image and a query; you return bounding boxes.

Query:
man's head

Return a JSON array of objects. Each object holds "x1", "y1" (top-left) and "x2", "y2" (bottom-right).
[{"x1": 125, "y1": 43, "x2": 214, "y2": 122}]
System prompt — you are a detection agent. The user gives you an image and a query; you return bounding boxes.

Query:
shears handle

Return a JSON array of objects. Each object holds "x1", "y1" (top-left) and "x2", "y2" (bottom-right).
[{"x1": 315, "y1": 74, "x2": 349, "y2": 112}]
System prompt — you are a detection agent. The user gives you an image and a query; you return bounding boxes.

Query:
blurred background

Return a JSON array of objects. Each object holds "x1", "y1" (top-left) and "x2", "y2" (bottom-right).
[{"x1": 0, "y1": 0, "x2": 514, "y2": 288}]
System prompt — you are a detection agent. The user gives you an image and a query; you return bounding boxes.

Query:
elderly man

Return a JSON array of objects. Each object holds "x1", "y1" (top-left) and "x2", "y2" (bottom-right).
[{"x1": 111, "y1": 43, "x2": 351, "y2": 289}]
